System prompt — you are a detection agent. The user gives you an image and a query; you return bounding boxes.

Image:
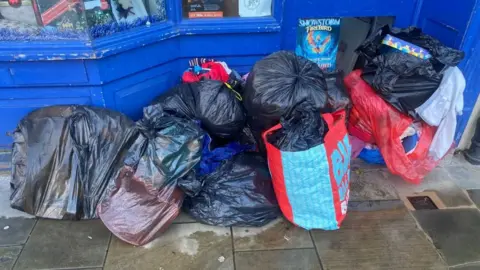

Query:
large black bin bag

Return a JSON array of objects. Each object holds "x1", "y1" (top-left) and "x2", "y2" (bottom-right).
[
  {"x1": 181, "y1": 152, "x2": 280, "y2": 227},
  {"x1": 243, "y1": 51, "x2": 328, "y2": 130},
  {"x1": 10, "y1": 106, "x2": 138, "y2": 220},
  {"x1": 153, "y1": 80, "x2": 246, "y2": 140}
]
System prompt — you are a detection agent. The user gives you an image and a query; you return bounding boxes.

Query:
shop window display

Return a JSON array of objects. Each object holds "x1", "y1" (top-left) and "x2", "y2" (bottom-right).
[
  {"x1": 183, "y1": 0, "x2": 272, "y2": 18},
  {"x1": 0, "y1": 0, "x2": 166, "y2": 40}
]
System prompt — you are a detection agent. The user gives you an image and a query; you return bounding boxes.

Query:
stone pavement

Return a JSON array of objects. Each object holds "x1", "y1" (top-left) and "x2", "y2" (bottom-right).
[{"x1": 1, "y1": 152, "x2": 480, "y2": 270}]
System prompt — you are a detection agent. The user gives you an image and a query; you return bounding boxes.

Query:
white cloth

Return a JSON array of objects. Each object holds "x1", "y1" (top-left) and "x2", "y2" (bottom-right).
[
  {"x1": 239, "y1": 0, "x2": 272, "y2": 17},
  {"x1": 415, "y1": 67, "x2": 466, "y2": 160}
]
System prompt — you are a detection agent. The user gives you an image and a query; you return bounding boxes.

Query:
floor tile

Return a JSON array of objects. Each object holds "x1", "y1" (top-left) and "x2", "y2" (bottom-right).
[
  {"x1": 393, "y1": 168, "x2": 473, "y2": 208},
  {"x1": 15, "y1": 219, "x2": 111, "y2": 270},
  {"x1": 467, "y1": 190, "x2": 480, "y2": 208},
  {"x1": 351, "y1": 158, "x2": 387, "y2": 171},
  {"x1": 0, "y1": 175, "x2": 33, "y2": 219},
  {"x1": 234, "y1": 249, "x2": 321, "y2": 270},
  {"x1": 232, "y1": 219, "x2": 313, "y2": 251},
  {"x1": 450, "y1": 262, "x2": 480, "y2": 270},
  {"x1": 348, "y1": 200, "x2": 406, "y2": 212},
  {"x1": 413, "y1": 209, "x2": 480, "y2": 266},
  {"x1": 0, "y1": 218, "x2": 36, "y2": 246},
  {"x1": 444, "y1": 165, "x2": 480, "y2": 190},
  {"x1": 0, "y1": 246, "x2": 21, "y2": 270},
  {"x1": 349, "y1": 169, "x2": 399, "y2": 201},
  {"x1": 104, "y1": 223, "x2": 233, "y2": 270},
  {"x1": 312, "y1": 208, "x2": 447, "y2": 270}
]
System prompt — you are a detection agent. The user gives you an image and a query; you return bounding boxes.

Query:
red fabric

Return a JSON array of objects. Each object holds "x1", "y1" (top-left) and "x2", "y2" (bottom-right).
[
  {"x1": 344, "y1": 70, "x2": 437, "y2": 184},
  {"x1": 182, "y1": 62, "x2": 230, "y2": 83},
  {"x1": 262, "y1": 123, "x2": 294, "y2": 223}
]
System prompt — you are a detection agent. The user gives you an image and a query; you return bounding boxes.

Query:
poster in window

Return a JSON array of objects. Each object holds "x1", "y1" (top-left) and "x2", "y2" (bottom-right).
[
  {"x1": 295, "y1": 18, "x2": 341, "y2": 72},
  {"x1": 186, "y1": 0, "x2": 224, "y2": 18}
]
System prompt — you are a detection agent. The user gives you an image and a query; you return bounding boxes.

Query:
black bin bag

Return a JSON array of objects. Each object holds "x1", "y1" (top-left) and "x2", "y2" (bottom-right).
[
  {"x1": 244, "y1": 51, "x2": 328, "y2": 129},
  {"x1": 356, "y1": 25, "x2": 464, "y2": 117},
  {"x1": 152, "y1": 80, "x2": 245, "y2": 140},
  {"x1": 362, "y1": 68, "x2": 441, "y2": 119},
  {"x1": 325, "y1": 71, "x2": 351, "y2": 112},
  {"x1": 98, "y1": 104, "x2": 204, "y2": 246},
  {"x1": 243, "y1": 51, "x2": 328, "y2": 152},
  {"x1": 180, "y1": 152, "x2": 280, "y2": 227},
  {"x1": 10, "y1": 106, "x2": 138, "y2": 219},
  {"x1": 267, "y1": 110, "x2": 329, "y2": 152}
]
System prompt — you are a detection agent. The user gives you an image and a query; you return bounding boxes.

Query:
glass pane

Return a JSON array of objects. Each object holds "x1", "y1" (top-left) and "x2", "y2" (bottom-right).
[
  {"x1": 0, "y1": 0, "x2": 166, "y2": 41},
  {"x1": 0, "y1": 0, "x2": 89, "y2": 40},
  {"x1": 88, "y1": 0, "x2": 166, "y2": 38},
  {"x1": 183, "y1": 0, "x2": 272, "y2": 19}
]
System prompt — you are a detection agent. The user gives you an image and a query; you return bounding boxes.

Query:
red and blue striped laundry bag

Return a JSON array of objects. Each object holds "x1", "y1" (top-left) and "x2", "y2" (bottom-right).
[{"x1": 263, "y1": 111, "x2": 351, "y2": 230}]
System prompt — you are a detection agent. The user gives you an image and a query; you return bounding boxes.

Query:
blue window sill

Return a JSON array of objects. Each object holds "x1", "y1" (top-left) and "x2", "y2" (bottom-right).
[{"x1": 0, "y1": 16, "x2": 281, "y2": 62}]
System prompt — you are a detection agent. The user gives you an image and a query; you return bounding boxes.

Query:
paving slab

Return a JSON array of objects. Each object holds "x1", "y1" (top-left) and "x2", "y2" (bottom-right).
[
  {"x1": 444, "y1": 165, "x2": 480, "y2": 190},
  {"x1": 234, "y1": 249, "x2": 321, "y2": 270},
  {"x1": 349, "y1": 169, "x2": 399, "y2": 201},
  {"x1": 15, "y1": 219, "x2": 111, "y2": 270},
  {"x1": 450, "y1": 262, "x2": 480, "y2": 270},
  {"x1": 0, "y1": 246, "x2": 21, "y2": 270},
  {"x1": 0, "y1": 218, "x2": 35, "y2": 246},
  {"x1": 347, "y1": 199, "x2": 406, "y2": 212},
  {"x1": 0, "y1": 175, "x2": 34, "y2": 219},
  {"x1": 104, "y1": 223, "x2": 233, "y2": 270},
  {"x1": 413, "y1": 209, "x2": 480, "y2": 266},
  {"x1": 232, "y1": 218, "x2": 313, "y2": 251},
  {"x1": 393, "y1": 168, "x2": 473, "y2": 208},
  {"x1": 312, "y1": 208, "x2": 447, "y2": 270},
  {"x1": 466, "y1": 190, "x2": 480, "y2": 208}
]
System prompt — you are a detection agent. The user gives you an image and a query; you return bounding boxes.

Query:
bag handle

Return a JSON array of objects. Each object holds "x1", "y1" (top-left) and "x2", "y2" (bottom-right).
[{"x1": 323, "y1": 110, "x2": 346, "y2": 130}]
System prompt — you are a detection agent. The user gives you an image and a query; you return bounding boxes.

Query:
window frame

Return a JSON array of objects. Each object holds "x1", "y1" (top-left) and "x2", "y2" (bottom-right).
[{"x1": 0, "y1": 0, "x2": 283, "y2": 61}]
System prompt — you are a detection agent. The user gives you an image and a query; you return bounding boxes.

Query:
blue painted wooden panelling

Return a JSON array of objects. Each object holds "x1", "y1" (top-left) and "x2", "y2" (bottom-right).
[
  {"x1": 413, "y1": 0, "x2": 477, "y2": 49},
  {"x1": 413, "y1": 0, "x2": 479, "y2": 142}
]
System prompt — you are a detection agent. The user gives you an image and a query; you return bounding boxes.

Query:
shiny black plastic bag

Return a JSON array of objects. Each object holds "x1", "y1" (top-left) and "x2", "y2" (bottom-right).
[
  {"x1": 181, "y1": 153, "x2": 280, "y2": 227},
  {"x1": 362, "y1": 68, "x2": 441, "y2": 119},
  {"x1": 98, "y1": 104, "x2": 204, "y2": 246},
  {"x1": 325, "y1": 71, "x2": 351, "y2": 112},
  {"x1": 10, "y1": 106, "x2": 138, "y2": 220},
  {"x1": 244, "y1": 51, "x2": 328, "y2": 131},
  {"x1": 152, "y1": 80, "x2": 245, "y2": 140},
  {"x1": 267, "y1": 110, "x2": 329, "y2": 151},
  {"x1": 356, "y1": 25, "x2": 464, "y2": 95}
]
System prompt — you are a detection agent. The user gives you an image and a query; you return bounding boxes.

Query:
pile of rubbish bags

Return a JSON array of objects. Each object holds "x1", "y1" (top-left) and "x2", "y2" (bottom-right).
[
  {"x1": 8, "y1": 26, "x2": 466, "y2": 245},
  {"x1": 350, "y1": 25, "x2": 465, "y2": 183}
]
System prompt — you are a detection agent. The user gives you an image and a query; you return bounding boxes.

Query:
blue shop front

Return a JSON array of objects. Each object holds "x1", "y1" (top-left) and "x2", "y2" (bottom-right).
[{"x1": 0, "y1": 0, "x2": 479, "y2": 147}]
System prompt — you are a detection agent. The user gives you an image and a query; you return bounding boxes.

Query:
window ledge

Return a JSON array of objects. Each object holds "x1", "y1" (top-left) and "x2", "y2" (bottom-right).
[{"x1": 0, "y1": 16, "x2": 281, "y2": 62}]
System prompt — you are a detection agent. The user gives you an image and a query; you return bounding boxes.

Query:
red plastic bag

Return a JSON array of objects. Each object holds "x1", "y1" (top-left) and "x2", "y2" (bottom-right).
[
  {"x1": 97, "y1": 166, "x2": 183, "y2": 246},
  {"x1": 344, "y1": 70, "x2": 437, "y2": 184},
  {"x1": 262, "y1": 111, "x2": 351, "y2": 230}
]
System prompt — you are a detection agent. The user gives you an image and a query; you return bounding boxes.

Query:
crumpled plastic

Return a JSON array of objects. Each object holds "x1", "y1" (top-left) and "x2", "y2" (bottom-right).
[
  {"x1": 10, "y1": 106, "x2": 137, "y2": 220},
  {"x1": 356, "y1": 25, "x2": 464, "y2": 118},
  {"x1": 244, "y1": 51, "x2": 329, "y2": 131},
  {"x1": 266, "y1": 110, "x2": 329, "y2": 152},
  {"x1": 345, "y1": 70, "x2": 438, "y2": 183},
  {"x1": 98, "y1": 104, "x2": 204, "y2": 246},
  {"x1": 180, "y1": 153, "x2": 280, "y2": 227},
  {"x1": 153, "y1": 80, "x2": 245, "y2": 140}
]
